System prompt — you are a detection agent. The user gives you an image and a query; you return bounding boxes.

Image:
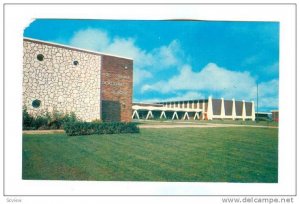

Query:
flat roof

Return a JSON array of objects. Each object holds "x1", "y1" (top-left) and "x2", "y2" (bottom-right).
[
  {"x1": 132, "y1": 102, "x2": 163, "y2": 107},
  {"x1": 23, "y1": 37, "x2": 133, "y2": 60},
  {"x1": 255, "y1": 112, "x2": 272, "y2": 114}
]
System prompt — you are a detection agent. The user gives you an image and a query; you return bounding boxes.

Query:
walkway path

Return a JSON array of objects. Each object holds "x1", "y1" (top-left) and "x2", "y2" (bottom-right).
[
  {"x1": 23, "y1": 122, "x2": 277, "y2": 134},
  {"x1": 139, "y1": 123, "x2": 278, "y2": 129}
]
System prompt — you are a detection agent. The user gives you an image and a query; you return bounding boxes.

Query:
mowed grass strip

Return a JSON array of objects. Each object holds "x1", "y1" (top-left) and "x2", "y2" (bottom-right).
[{"x1": 23, "y1": 127, "x2": 278, "y2": 182}]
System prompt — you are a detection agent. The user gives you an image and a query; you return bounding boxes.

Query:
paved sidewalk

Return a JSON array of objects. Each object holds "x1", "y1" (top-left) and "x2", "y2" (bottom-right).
[
  {"x1": 22, "y1": 123, "x2": 278, "y2": 134},
  {"x1": 23, "y1": 129, "x2": 65, "y2": 134},
  {"x1": 139, "y1": 123, "x2": 278, "y2": 129}
]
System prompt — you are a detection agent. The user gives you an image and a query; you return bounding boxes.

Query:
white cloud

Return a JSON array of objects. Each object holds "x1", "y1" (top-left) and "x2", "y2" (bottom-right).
[
  {"x1": 105, "y1": 37, "x2": 153, "y2": 68},
  {"x1": 134, "y1": 69, "x2": 152, "y2": 85},
  {"x1": 151, "y1": 40, "x2": 182, "y2": 68},
  {"x1": 165, "y1": 91, "x2": 206, "y2": 101},
  {"x1": 257, "y1": 79, "x2": 279, "y2": 109},
  {"x1": 136, "y1": 91, "x2": 205, "y2": 103},
  {"x1": 142, "y1": 63, "x2": 256, "y2": 95},
  {"x1": 142, "y1": 63, "x2": 278, "y2": 110},
  {"x1": 70, "y1": 28, "x2": 110, "y2": 51},
  {"x1": 68, "y1": 28, "x2": 182, "y2": 85}
]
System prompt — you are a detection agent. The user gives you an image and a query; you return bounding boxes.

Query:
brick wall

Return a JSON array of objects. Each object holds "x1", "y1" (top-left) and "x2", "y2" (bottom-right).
[{"x1": 101, "y1": 55, "x2": 133, "y2": 122}]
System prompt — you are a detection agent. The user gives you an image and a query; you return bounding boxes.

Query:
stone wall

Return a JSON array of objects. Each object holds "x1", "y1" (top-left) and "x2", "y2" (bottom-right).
[{"x1": 23, "y1": 39, "x2": 101, "y2": 121}]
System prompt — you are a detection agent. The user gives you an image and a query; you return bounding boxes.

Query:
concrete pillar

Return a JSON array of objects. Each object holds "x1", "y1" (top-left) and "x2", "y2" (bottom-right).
[
  {"x1": 160, "y1": 111, "x2": 166, "y2": 119},
  {"x1": 232, "y1": 99, "x2": 236, "y2": 120},
  {"x1": 197, "y1": 100, "x2": 200, "y2": 109},
  {"x1": 242, "y1": 100, "x2": 246, "y2": 121},
  {"x1": 251, "y1": 101, "x2": 255, "y2": 121},
  {"x1": 172, "y1": 111, "x2": 179, "y2": 120},
  {"x1": 194, "y1": 112, "x2": 200, "y2": 120},
  {"x1": 182, "y1": 112, "x2": 190, "y2": 120},
  {"x1": 221, "y1": 97, "x2": 225, "y2": 119},
  {"x1": 146, "y1": 110, "x2": 153, "y2": 120},
  {"x1": 132, "y1": 110, "x2": 140, "y2": 119},
  {"x1": 207, "y1": 96, "x2": 213, "y2": 120},
  {"x1": 202, "y1": 100, "x2": 205, "y2": 120}
]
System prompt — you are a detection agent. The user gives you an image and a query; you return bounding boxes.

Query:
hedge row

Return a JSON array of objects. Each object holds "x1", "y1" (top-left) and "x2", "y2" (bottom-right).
[
  {"x1": 23, "y1": 107, "x2": 78, "y2": 130},
  {"x1": 64, "y1": 121, "x2": 140, "y2": 136}
]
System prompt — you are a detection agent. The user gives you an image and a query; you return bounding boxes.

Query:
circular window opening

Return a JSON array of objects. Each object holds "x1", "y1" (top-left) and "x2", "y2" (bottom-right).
[
  {"x1": 32, "y1": 99, "x2": 41, "y2": 108},
  {"x1": 73, "y1": 60, "x2": 79, "y2": 66},
  {"x1": 37, "y1": 54, "x2": 44, "y2": 61}
]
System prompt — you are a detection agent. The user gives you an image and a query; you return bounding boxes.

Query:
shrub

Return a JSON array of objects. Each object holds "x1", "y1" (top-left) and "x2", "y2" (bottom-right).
[
  {"x1": 64, "y1": 122, "x2": 140, "y2": 136},
  {"x1": 22, "y1": 107, "x2": 79, "y2": 130},
  {"x1": 23, "y1": 107, "x2": 34, "y2": 130},
  {"x1": 33, "y1": 115, "x2": 48, "y2": 130}
]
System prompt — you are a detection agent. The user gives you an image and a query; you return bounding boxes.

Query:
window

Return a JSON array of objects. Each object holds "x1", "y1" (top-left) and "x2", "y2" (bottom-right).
[
  {"x1": 37, "y1": 54, "x2": 44, "y2": 61},
  {"x1": 32, "y1": 99, "x2": 41, "y2": 108},
  {"x1": 73, "y1": 60, "x2": 79, "y2": 66}
]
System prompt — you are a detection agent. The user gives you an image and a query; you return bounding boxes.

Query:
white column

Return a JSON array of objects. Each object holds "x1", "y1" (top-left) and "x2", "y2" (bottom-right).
[
  {"x1": 194, "y1": 112, "x2": 200, "y2": 120},
  {"x1": 207, "y1": 96, "x2": 213, "y2": 120},
  {"x1": 242, "y1": 100, "x2": 246, "y2": 121},
  {"x1": 132, "y1": 110, "x2": 140, "y2": 119},
  {"x1": 192, "y1": 102, "x2": 194, "y2": 109},
  {"x1": 182, "y1": 112, "x2": 190, "y2": 120},
  {"x1": 232, "y1": 99, "x2": 236, "y2": 120},
  {"x1": 172, "y1": 112, "x2": 179, "y2": 120},
  {"x1": 251, "y1": 101, "x2": 255, "y2": 121},
  {"x1": 197, "y1": 100, "x2": 200, "y2": 109},
  {"x1": 160, "y1": 111, "x2": 166, "y2": 119},
  {"x1": 202, "y1": 100, "x2": 205, "y2": 120},
  {"x1": 146, "y1": 110, "x2": 153, "y2": 120},
  {"x1": 221, "y1": 97, "x2": 225, "y2": 119}
]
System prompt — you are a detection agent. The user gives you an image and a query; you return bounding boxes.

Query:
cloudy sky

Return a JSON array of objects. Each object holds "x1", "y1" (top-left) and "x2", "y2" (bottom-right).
[{"x1": 24, "y1": 19, "x2": 279, "y2": 112}]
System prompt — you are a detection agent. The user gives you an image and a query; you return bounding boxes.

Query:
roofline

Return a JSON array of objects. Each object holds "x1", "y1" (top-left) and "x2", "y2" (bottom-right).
[
  {"x1": 133, "y1": 102, "x2": 163, "y2": 106},
  {"x1": 23, "y1": 37, "x2": 133, "y2": 60},
  {"x1": 134, "y1": 98, "x2": 255, "y2": 104}
]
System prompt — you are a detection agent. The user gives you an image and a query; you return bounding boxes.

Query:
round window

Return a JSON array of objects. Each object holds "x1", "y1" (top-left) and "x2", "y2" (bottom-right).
[
  {"x1": 37, "y1": 54, "x2": 44, "y2": 61},
  {"x1": 73, "y1": 60, "x2": 79, "y2": 66},
  {"x1": 32, "y1": 99, "x2": 41, "y2": 108}
]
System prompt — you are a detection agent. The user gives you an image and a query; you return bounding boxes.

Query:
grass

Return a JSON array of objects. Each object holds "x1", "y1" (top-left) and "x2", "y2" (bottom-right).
[{"x1": 23, "y1": 127, "x2": 278, "y2": 182}]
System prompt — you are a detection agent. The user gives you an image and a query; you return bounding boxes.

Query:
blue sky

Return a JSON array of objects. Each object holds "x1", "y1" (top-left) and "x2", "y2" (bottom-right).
[{"x1": 24, "y1": 19, "x2": 279, "y2": 112}]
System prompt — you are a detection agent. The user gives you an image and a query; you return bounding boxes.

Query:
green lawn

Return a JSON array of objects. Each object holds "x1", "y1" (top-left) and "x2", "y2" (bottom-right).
[{"x1": 23, "y1": 127, "x2": 278, "y2": 182}]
